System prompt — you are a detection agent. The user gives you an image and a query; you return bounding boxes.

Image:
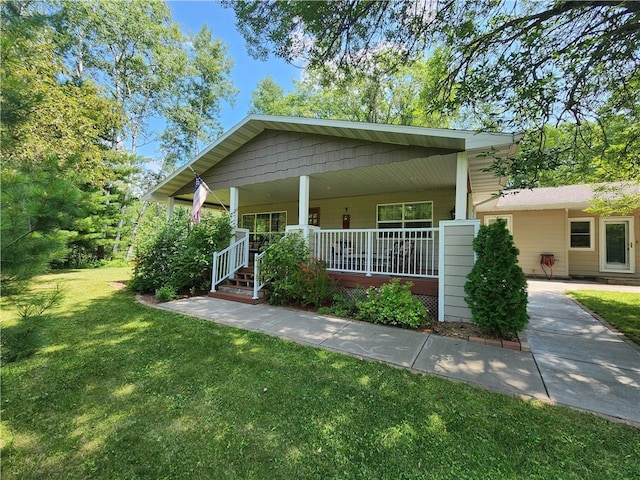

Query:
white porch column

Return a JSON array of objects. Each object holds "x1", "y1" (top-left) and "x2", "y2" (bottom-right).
[
  {"x1": 455, "y1": 152, "x2": 468, "y2": 220},
  {"x1": 298, "y1": 175, "x2": 310, "y2": 226},
  {"x1": 229, "y1": 186, "x2": 239, "y2": 228},
  {"x1": 167, "y1": 197, "x2": 175, "y2": 222}
]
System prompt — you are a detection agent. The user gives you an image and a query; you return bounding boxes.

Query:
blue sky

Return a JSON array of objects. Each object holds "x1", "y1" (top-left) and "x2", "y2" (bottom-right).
[{"x1": 139, "y1": 1, "x2": 300, "y2": 160}]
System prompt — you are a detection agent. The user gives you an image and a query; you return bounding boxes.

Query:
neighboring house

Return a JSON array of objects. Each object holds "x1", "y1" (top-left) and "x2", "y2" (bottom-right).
[
  {"x1": 144, "y1": 115, "x2": 522, "y2": 321},
  {"x1": 476, "y1": 183, "x2": 639, "y2": 282}
]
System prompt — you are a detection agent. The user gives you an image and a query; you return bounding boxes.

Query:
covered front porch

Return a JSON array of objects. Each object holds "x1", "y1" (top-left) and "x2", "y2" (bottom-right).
[{"x1": 144, "y1": 116, "x2": 520, "y2": 321}]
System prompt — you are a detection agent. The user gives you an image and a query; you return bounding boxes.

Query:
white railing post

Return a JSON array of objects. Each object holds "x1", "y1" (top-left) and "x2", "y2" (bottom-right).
[
  {"x1": 244, "y1": 233, "x2": 250, "y2": 268},
  {"x1": 210, "y1": 252, "x2": 219, "y2": 293},
  {"x1": 253, "y1": 252, "x2": 261, "y2": 300},
  {"x1": 365, "y1": 230, "x2": 373, "y2": 276}
]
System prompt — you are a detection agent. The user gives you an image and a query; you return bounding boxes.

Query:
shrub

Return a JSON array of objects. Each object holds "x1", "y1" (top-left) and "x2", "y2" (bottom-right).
[
  {"x1": 129, "y1": 221, "x2": 186, "y2": 293},
  {"x1": 464, "y1": 219, "x2": 529, "y2": 336},
  {"x1": 356, "y1": 279, "x2": 427, "y2": 328},
  {"x1": 173, "y1": 216, "x2": 233, "y2": 292},
  {"x1": 131, "y1": 214, "x2": 232, "y2": 294},
  {"x1": 318, "y1": 288, "x2": 368, "y2": 317},
  {"x1": 155, "y1": 285, "x2": 177, "y2": 302},
  {"x1": 297, "y1": 259, "x2": 336, "y2": 307},
  {"x1": 260, "y1": 233, "x2": 335, "y2": 307}
]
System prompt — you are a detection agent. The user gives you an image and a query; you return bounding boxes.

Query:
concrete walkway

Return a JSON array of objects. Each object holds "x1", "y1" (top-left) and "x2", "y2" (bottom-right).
[
  {"x1": 156, "y1": 280, "x2": 639, "y2": 426},
  {"x1": 525, "y1": 280, "x2": 639, "y2": 424}
]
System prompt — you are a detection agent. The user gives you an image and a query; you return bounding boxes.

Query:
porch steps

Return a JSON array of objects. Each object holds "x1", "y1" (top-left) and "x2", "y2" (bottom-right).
[{"x1": 208, "y1": 267, "x2": 266, "y2": 305}]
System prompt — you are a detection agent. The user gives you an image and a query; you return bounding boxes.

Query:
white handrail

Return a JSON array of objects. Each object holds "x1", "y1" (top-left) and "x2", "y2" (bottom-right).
[
  {"x1": 252, "y1": 250, "x2": 267, "y2": 300},
  {"x1": 210, "y1": 233, "x2": 249, "y2": 292}
]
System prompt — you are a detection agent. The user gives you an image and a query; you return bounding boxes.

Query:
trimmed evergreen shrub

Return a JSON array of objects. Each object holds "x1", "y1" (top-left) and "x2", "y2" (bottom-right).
[{"x1": 464, "y1": 219, "x2": 528, "y2": 336}]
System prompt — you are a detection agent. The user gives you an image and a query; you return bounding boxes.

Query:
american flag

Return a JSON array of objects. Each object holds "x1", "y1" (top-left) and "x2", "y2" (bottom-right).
[{"x1": 191, "y1": 176, "x2": 208, "y2": 224}]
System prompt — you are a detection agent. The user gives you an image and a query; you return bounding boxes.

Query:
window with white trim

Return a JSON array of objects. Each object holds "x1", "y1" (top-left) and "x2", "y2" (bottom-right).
[
  {"x1": 242, "y1": 211, "x2": 287, "y2": 248},
  {"x1": 569, "y1": 218, "x2": 594, "y2": 250},
  {"x1": 484, "y1": 214, "x2": 513, "y2": 231},
  {"x1": 377, "y1": 201, "x2": 433, "y2": 231}
]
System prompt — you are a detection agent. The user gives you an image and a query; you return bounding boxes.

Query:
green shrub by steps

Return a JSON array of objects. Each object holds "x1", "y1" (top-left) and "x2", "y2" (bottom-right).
[
  {"x1": 130, "y1": 214, "x2": 232, "y2": 294},
  {"x1": 464, "y1": 218, "x2": 528, "y2": 336},
  {"x1": 260, "y1": 233, "x2": 335, "y2": 307}
]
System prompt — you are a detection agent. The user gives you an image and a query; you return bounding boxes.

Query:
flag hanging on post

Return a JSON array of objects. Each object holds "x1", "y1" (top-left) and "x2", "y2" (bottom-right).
[{"x1": 191, "y1": 176, "x2": 208, "y2": 224}]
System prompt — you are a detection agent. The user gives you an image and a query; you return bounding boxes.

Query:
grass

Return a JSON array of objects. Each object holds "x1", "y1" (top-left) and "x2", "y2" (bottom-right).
[
  {"x1": 1, "y1": 268, "x2": 639, "y2": 479},
  {"x1": 568, "y1": 290, "x2": 640, "y2": 346}
]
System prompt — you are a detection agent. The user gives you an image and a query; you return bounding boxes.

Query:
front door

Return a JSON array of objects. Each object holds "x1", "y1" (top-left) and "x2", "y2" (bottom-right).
[{"x1": 600, "y1": 217, "x2": 635, "y2": 273}]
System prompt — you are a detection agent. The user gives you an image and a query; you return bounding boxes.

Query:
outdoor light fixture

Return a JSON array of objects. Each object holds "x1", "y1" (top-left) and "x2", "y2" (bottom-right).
[
  {"x1": 342, "y1": 207, "x2": 350, "y2": 229},
  {"x1": 450, "y1": 207, "x2": 456, "y2": 220}
]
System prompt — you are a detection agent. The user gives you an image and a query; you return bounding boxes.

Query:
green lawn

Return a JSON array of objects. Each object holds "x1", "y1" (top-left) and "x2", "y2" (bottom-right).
[
  {"x1": 568, "y1": 290, "x2": 640, "y2": 346},
  {"x1": 2, "y1": 268, "x2": 639, "y2": 479}
]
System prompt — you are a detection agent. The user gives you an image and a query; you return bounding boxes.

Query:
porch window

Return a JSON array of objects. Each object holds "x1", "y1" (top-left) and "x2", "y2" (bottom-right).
[
  {"x1": 242, "y1": 211, "x2": 287, "y2": 249},
  {"x1": 569, "y1": 218, "x2": 594, "y2": 250},
  {"x1": 377, "y1": 201, "x2": 433, "y2": 231}
]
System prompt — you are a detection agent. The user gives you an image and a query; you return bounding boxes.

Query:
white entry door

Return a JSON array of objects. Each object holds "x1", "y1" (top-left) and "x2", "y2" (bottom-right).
[{"x1": 600, "y1": 217, "x2": 635, "y2": 273}]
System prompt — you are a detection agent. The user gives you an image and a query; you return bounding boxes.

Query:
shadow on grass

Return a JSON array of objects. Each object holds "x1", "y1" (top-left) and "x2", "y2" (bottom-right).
[
  {"x1": 569, "y1": 291, "x2": 640, "y2": 346},
  {"x1": 2, "y1": 288, "x2": 640, "y2": 480}
]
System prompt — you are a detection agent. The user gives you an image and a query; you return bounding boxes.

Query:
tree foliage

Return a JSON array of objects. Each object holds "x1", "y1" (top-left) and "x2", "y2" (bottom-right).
[
  {"x1": 230, "y1": 0, "x2": 640, "y2": 189},
  {"x1": 231, "y1": 0, "x2": 639, "y2": 128},
  {"x1": 1, "y1": 1, "x2": 122, "y2": 289},
  {"x1": 251, "y1": 49, "x2": 454, "y2": 127},
  {"x1": 160, "y1": 24, "x2": 237, "y2": 168},
  {"x1": 1, "y1": 0, "x2": 239, "y2": 287},
  {"x1": 0, "y1": 164, "x2": 87, "y2": 295}
]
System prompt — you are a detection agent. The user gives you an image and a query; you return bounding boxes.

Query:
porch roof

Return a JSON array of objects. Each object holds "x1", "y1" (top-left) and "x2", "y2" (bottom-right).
[
  {"x1": 144, "y1": 115, "x2": 521, "y2": 206},
  {"x1": 476, "y1": 182, "x2": 640, "y2": 212}
]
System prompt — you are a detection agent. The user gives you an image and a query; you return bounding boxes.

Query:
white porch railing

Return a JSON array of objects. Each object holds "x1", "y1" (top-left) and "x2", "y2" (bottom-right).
[
  {"x1": 252, "y1": 250, "x2": 266, "y2": 300},
  {"x1": 312, "y1": 228, "x2": 439, "y2": 278},
  {"x1": 210, "y1": 229, "x2": 250, "y2": 292},
  {"x1": 213, "y1": 226, "x2": 439, "y2": 300}
]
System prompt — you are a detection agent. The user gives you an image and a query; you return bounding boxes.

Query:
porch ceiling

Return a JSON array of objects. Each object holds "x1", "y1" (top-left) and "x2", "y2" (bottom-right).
[{"x1": 178, "y1": 153, "x2": 459, "y2": 208}]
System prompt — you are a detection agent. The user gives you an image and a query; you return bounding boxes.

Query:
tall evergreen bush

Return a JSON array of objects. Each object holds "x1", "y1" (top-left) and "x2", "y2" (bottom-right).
[{"x1": 464, "y1": 219, "x2": 528, "y2": 336}]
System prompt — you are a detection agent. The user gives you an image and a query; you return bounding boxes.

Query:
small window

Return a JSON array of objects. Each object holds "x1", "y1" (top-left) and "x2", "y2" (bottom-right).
[
  {"x1": 484, "y1": 214, "x2": 513, "y2": 232},
  {"x1": 569, "y1": 218, "x2": 594, "y2": 250}
]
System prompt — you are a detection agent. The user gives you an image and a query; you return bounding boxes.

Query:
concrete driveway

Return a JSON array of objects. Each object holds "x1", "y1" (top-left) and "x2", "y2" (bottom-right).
[{"x1": 525, "y1": 280, "x2": 639, "y2": 423}]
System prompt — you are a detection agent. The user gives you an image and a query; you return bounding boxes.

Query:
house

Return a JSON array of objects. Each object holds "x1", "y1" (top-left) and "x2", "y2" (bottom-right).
[
  {"x1": 476, "y1": 183, "x2": 639, "y2": 282},
  {"x1": 144, "y1": 115, "x2": 522, "y2": 321}
]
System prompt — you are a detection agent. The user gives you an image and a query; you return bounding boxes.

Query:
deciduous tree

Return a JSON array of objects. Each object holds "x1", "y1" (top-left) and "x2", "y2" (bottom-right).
[{"x1": 229, "y1": 0, "x2": 640, "y2": 190}]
